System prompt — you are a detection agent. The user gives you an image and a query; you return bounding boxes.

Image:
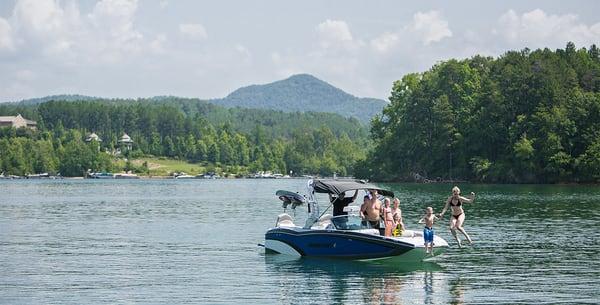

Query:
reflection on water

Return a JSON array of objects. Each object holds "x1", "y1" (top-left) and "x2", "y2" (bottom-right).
[
  {"x1": 264, "y1": 255, "x2": 446, "y2": 304},
  {"x1": 448, "y1": 277, "x2": 466, "y2": 305},
  {"x1": 264, "y1": 254, "x2": 443, "y2": 276}
]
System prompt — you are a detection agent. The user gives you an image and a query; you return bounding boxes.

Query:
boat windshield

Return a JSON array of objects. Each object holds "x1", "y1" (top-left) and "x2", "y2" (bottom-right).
[{"x1": 330, "y1": 215, "x2": 369, "y2": 230}]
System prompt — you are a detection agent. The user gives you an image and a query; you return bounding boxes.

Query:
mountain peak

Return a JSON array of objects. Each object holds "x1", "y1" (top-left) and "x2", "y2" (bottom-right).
[
  {"x1": 286, "y1": 73, "x2": 322, "y2": 82},
  {"x1": 216, "y1": 74, "x2": 385, "y2": 122}
]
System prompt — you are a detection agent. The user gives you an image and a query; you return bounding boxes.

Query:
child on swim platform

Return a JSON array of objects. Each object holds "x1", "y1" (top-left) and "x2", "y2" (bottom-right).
[{"x1": 418, "y1": 207, "x2": 440, "y2": 255}]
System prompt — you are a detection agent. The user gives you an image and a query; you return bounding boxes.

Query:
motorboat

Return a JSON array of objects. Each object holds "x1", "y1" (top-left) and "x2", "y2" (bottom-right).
[
  {"x1": 196, "y1": 172, "x2": 220, "y2": 179},
  {"x1": 26, "y1": 173, "x2": 50, "y2": 179},
  {"x1": 173, "y1": 172, "x2": 195, "y2": 179},
  {"x1": 89, "y1": 172, "x2": 114, "y2": 179},
  {"x1": 264, "y1": 179, "x2": 448, "y2": 262},
  {"x1": 114, "y1": 173, "x2": 140, "y2": 179}
]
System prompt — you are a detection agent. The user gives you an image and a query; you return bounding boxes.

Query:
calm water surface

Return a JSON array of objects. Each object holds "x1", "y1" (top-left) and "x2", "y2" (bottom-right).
[{"x1": 1, "y1": 180, "x2": 599, "y2": 304}]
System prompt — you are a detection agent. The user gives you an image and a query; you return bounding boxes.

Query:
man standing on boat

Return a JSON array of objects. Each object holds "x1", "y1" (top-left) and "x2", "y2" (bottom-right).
[
  {"x1": 329, "y1": 190, "x2": 359, "y2": 216},
  {"x1": 360, "y1": 189, "x2": 383, "y2": 234}
]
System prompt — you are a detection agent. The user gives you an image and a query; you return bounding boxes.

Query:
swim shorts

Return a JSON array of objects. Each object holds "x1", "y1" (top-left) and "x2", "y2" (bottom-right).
[{"x1": 423, "y1": 226, "x2": 434, "y2": 243}]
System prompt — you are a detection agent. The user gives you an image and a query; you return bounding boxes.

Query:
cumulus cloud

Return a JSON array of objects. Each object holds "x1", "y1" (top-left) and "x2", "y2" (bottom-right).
[
  {"x1": 370, "y1": 10, "x2": 451, "y2": 54},
  {"x1": 316, "y1": 19, "x2": 354, "y2": 49},
  {"x1": 0, "y1": 0, "x2": 147, "y2": 63},
  {"x1": 411, "y1": 11, "x2": 452, "y2": 45},
  {"x1": 88, "y1": 0, "x2": 144, "y2": 60},
  {"x1": 495, "y1": 9, "x2": 600, "y2": 48},
  {"x1": 179, "y1": 23, "x2": 208, "y2": 40},
  {"x1": 9, "y1": 0, "x2": 82, "y2": 56},
  {"x1": 370, "y1": 32, "x2": 399, "y2": 53}
]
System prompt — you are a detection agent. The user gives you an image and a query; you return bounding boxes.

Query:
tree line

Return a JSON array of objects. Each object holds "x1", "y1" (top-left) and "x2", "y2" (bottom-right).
[
  {"x1": 0, "y1": 100, "x2": 367, "y2": 177},
  {"x1": 358, "y1": 43, "x2": 600, "y2": 183}
]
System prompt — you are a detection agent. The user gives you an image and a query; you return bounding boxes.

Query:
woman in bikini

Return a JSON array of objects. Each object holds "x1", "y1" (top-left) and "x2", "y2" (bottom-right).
[
  {"x1": 438, "y1": 186, "x2": 475, "y2": 247},
  {"x1": 382, "y1": 198, "x2": 395, "y2": 237}
]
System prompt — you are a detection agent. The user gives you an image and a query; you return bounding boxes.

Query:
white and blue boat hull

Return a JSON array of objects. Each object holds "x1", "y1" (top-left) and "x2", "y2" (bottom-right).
[{"x1": 265, "y1": 227, "x2": 447, "y2": 262}]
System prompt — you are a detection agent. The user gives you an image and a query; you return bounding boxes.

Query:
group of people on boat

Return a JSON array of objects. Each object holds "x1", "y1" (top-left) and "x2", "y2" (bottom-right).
[
  {"x1": 329, "y1": 189, "x2": 405, "y2": 237},
  {"x1": 328, "y1": 185, "x2": 476, "y2": 249}
]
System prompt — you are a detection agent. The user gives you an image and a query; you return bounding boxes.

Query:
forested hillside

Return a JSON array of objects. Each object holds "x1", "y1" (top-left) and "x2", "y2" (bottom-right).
[
  {"x1": 212, "y1": 74, "x2": 387, "y2": 123},
  {"x1": 0, "y1": 99, "x2": 367, "y2": 177},
  {"x1": 358, "y1": 43, "x2": 600, "y2": 183}
]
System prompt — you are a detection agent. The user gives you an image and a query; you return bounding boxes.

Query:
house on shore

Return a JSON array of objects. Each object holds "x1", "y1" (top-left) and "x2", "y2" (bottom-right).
[
  {"x1": 0, "y1": 114, "x2": 37, "y2": 130},
  {"x1": 86, "y1": 132, "x2": 102, "y2": 151},
  {"x1": 85, "y1": 132, "x2": 102, "y2": 143},
  {"x1": 118, "y1": 133, "x2": 133, "y2": 151}
]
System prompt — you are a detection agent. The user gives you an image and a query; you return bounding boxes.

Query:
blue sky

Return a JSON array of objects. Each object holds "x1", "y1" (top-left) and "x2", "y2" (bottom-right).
[{"x1": 1, "y1": 0, "x2": 599, "y2": 102}]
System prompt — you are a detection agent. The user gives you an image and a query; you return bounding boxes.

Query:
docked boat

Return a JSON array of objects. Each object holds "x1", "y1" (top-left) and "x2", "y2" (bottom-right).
[
  {"x1": 26, "y1": 173, "x2": 50, "y2": 179},
  {"x1": 173, "y1": 172, "x2": 195, "y2": 179},
  {"x1": 114, "y1": 173, "x2": 140, "y2": 179},
  {"x1": 89, "y1": 172, "x2": 114, "y2": 179},
  {"x1": 264, "y1": 179, "x2": 448, "y2": 262},
  {"x1": 197, "y1": 172, "x2": 220, "y2": 179}
]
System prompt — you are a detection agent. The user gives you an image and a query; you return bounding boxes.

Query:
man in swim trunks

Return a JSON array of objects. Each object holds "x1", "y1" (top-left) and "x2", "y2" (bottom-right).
[
  {"x1": 438, "y1": 186, "x2": 476, "y2": 248},
  {"x1": 360, "y1": 189, "x2": 383, "y2": 234}
]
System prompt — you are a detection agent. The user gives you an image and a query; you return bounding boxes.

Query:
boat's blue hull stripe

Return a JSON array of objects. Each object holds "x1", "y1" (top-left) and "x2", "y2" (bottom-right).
[{"x1": 265, "y1": 228, "x2": 414, "y2": 259}]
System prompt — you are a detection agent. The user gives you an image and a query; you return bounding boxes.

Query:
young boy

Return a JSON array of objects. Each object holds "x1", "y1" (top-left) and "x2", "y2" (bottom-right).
[{"x1": 418, "y1": 207, "x2": 440, "y2": 255}]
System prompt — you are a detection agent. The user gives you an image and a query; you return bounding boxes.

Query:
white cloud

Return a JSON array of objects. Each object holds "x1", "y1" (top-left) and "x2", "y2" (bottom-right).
[
  {"x1": 370, "y1": 32, "x2": 399, "y2": 53},
  {"x1": 411, "y1": 11, "x2": 452, "y2": 45},
  {"x1": 0, "y1": 17, "x2": 14, "y2": 51},
  {"x1": 370, "y1": 10, "x2": 451, "y2": 54},
  {"x1": 0, "y1": 0, "x2": 145, "y2": 63},
  {"x1": 179, "y1": 23, "x2": 208, "y2": 40},
  {"x1": 159, "y1": 1, "x2": 169, "y2": 9},
  {"x1": 12, "y1": 0, "x2": 67, "y2": 36},
  {"x1": 10, "y1": 0, "x2": 82, "y2": 55},
  {"x1": 88, "y1": 0, "x2": 143, "y2": 59},
  {"x1": 316, "y1": 19, "x2": 354, "y2": 49},
  {"x1": 495, "y1": 9, "x2": 600, "y2": 48}
]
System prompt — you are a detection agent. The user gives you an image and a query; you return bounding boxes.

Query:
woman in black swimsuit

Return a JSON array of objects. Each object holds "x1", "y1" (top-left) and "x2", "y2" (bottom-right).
[{"x1": 439, "y1": 186, "x2": 475, "y2": 247}]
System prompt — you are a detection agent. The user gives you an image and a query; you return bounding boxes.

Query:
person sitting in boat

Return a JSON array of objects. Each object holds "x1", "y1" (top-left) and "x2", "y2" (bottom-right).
[
  {"x1": 382, "y1": 198, "x2": 395, "y2": 237},
  {"x1": 360, "y1": 189, "x2": 383, "y2": 234},
  {"x1": 392, "y1": 198, "x2": 405, "y2": 236},
  {"x1": 329, "y1": 190, "x2": 358, "y2": 217}
]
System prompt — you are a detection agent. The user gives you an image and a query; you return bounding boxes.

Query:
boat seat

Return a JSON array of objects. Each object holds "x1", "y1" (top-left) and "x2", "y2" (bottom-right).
[
  {"x1": 311, "y1": 214, "x2": 333, "y2": 230},
  {"x1": 276, "y1": 213, "x2": 296, "y2": 227}
]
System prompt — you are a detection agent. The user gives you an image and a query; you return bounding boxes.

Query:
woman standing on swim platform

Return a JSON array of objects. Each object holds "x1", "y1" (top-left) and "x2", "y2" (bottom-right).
[{"x1": 438, "y1": 186, "x2": 475, "y2": 248}]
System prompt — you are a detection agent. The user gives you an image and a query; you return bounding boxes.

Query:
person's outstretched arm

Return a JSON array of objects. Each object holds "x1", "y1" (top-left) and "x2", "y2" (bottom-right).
[{"x1": 460, "y1": 192, "x2": 476, "y2": 203}]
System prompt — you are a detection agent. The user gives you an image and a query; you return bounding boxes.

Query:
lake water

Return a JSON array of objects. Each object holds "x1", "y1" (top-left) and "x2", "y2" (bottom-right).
[{"x1": 1, "y1": 179, "x2": 599, "y2": 304}]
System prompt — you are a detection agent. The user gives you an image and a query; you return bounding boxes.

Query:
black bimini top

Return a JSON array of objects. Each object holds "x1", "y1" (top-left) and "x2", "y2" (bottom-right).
[{"x1": 312, "y1": 179, "x2": 394, "y2": 197}]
